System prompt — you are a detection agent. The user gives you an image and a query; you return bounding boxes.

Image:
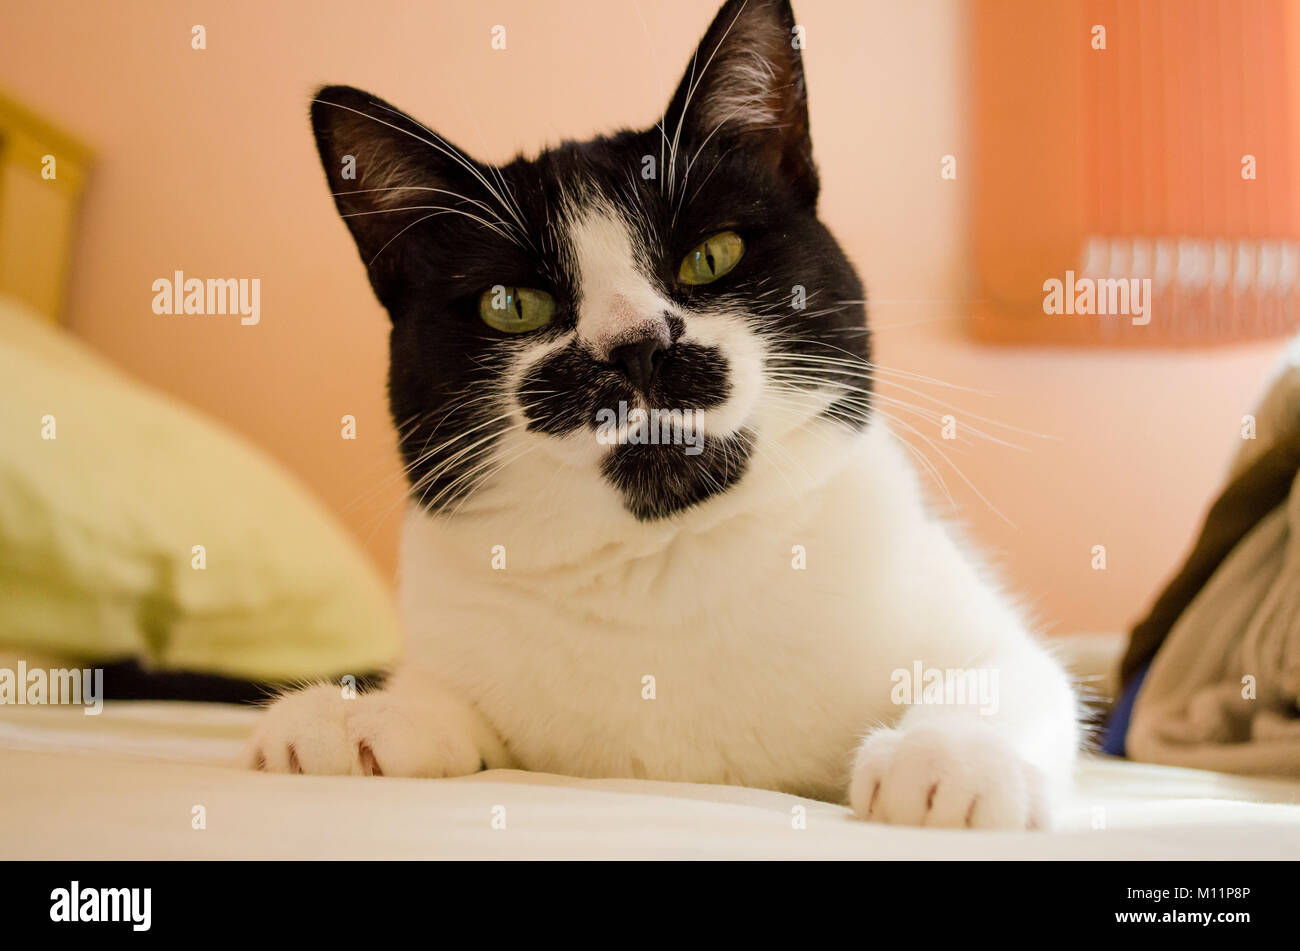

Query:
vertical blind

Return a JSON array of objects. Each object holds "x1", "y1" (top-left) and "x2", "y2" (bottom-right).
[{"x1": 973, "y1": 0, "x2": 1300, "y2": 345}]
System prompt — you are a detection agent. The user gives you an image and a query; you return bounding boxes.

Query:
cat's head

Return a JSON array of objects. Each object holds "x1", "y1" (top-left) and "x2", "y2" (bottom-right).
[{"x1": 311, "y1": 0, "x2": 869, "y2": 522}]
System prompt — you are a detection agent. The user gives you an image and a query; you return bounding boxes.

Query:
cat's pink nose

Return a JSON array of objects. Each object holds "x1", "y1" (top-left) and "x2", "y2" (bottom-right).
[{"x1": 582, "y1": 293, "x2": 672, "y2": 362}]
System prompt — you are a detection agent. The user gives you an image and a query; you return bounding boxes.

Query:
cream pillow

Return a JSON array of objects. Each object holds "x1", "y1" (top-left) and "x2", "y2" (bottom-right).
[{"x1": 0, "y1": 295, "x2": 400, "y2": 680}]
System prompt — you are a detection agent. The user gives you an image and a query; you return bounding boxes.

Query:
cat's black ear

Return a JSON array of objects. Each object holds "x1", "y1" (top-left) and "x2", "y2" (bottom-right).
[
  {"x1": 310, "y1": 85, "x2": 499, "y2": 310},
  {"x1": 662, "y1": 0, "x2": 816, "y2": 205}
]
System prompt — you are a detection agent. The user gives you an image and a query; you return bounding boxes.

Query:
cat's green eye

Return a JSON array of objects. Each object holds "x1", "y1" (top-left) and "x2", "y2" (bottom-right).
[
  {"x1": 478, "y1": 285, "x2": 556, "y2": 333},
  {"x1": 678, "y1": 231, "x2": 745, "y2": 285}
]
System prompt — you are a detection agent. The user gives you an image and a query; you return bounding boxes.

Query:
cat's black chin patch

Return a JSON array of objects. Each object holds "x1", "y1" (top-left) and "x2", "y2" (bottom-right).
[{"x1": 601, "y1": 429, "x2": 755, "y2": 521}]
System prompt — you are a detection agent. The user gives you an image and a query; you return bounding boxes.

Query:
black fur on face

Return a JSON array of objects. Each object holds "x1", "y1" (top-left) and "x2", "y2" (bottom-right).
[{"x1": 310, "y1": 0, "x2": 870, "y2": 521}]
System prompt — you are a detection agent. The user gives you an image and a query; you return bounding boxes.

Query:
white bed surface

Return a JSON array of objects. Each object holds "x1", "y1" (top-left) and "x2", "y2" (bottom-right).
[{"x1": 1, "y1": 700, "x2": 1298, "y2": 860}]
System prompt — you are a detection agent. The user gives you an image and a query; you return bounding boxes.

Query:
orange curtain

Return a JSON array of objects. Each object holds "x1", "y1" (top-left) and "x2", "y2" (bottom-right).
[{"x1": 973, "y1": 0, "x2": 1300, "y2": 346}]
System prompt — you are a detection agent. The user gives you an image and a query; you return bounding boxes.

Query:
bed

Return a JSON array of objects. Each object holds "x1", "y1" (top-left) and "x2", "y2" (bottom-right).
[
  {"x1": 4, "y1": 95, "x2": 1297, "y2": 865},
  {"x1": 2, "y1": 635, "x2": 1298, "y2": 860}
]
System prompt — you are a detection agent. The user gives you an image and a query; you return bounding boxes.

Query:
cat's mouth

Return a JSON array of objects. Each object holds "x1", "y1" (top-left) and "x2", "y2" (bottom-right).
[
  {"x1": 517, "y1": 340, "x2": 735, "y2": 440},
  {"x1": 514, "y1": 337, "x2": 759, "y2": 519}
]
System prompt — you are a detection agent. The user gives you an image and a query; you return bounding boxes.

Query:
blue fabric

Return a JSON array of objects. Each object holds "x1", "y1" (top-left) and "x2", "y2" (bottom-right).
[{"x1": 1101, "y1": 661, "x2": 1151, "y2": 757}]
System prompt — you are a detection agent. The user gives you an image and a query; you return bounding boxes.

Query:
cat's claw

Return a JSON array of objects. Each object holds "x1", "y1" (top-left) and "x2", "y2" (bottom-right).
[
  {"x1": 249, "y1": 682, "x2": 481, "y2": 778},
  {"x1": 848, "y1": 721, "x2": 1050, "y2": 830}
]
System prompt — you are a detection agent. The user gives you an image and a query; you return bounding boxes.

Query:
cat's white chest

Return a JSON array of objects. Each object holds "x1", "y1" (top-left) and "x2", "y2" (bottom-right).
[
  {"x1": 413, "y1": 556, "x2": 890, "y2": 798},
  {"x1": 397, "y1": 431, "x2": 929, "y2": 799}
]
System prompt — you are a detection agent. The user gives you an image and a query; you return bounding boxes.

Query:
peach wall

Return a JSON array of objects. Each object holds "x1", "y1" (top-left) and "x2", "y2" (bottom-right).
[{"x1": 0, "y1": 0, "x2": 1283, "y2": 635}]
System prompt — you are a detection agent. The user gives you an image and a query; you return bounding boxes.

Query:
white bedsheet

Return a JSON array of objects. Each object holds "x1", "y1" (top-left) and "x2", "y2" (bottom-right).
[{"x1": 1, "y1": 699, "x2": 1298, "y2": 860}]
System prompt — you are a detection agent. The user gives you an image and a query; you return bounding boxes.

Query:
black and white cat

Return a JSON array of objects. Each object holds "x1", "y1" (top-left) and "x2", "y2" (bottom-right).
[{"x1": 252, "y1": 0, "x2": 1079, "y2": 829}]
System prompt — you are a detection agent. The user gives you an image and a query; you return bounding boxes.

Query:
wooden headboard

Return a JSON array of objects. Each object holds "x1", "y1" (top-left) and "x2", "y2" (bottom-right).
[{"x1": 0, "y1": 90, "x2": 92, "y2": 323}]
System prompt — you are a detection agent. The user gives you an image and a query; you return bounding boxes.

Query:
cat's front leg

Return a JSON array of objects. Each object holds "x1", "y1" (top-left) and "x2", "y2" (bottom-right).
[
  {"x1": 248, "y1": 669, "x2": 512, "y2": 777},
  {"x1": 849, "y1": 642, "x2": 1078, "y2": 830}
]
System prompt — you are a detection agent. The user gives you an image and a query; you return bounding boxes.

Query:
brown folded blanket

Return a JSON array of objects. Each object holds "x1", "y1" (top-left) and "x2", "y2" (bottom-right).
[
  {"x1": 1121, "y1": 435, "x2": 1300, "y2": 685},
  {"x1": 1124, "y1": 359, "x2": 1300, "y2": 776}
]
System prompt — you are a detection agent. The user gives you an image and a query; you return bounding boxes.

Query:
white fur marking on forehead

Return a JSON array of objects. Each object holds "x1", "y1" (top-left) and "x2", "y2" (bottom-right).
[{"x1": 565, "y1": 203, "x2": 673, "y2": 360}]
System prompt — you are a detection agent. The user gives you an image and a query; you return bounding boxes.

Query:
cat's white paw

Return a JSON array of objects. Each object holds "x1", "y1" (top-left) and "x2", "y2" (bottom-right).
[
  {"x1": 848, "y1": 720, "x2": 1049, "y2": 830},
  {"x1": 248, "y1": 682, "x2": 484, "y2": 778}
]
